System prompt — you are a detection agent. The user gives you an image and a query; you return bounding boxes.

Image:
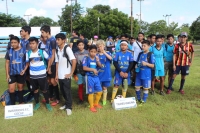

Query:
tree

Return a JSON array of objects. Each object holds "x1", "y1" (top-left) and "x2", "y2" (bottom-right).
[
  {"x1": 29, "y1": 16, "x2": 58, "y2": 27},
  {"x1": 190, "y1": 16, "x2": 200, "y2": 42},
  {"x1": 147, "y1": 20, "x2": 167, "y2": 36},
  {"x1": 0, "y1": 13, "x2": 27, "y2": 27}
]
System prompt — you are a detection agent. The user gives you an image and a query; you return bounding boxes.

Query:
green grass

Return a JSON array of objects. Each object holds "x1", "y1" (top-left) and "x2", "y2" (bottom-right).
[{"x1": 0, "y1": 46, "x2": 200, "y2": 133}]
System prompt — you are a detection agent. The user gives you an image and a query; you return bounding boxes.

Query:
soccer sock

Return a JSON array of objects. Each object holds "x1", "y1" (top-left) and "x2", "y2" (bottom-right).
[
  {"x1": 78, "y1": 84, "x2": 84, "y2": 101},
  {"x1": 94, "y1": 92, "x2": 102, "y2": 105},
  {"x1": 53, "y1": 85, "x2": 60, "y2": 100},
  {"x1": 180, "y1": 79, "x2": 185, "y2": 90},
  {"x1": 135, "y1": 89, "x2": 141, "y2": 101},
  {"x1": 88, "y1": 94, "x2": 94, "y2": 108},
  {"x1": 49, "y1": 85, "x2": 54, "y2": 98},
  {"x1": 111, "y1": 87, "x2": 118, "y2": 100},
  {"x1": 168, "y1": 79, "x2": 175, "y2": 90},
  {"x1": 43, "y1": 91, "x2": 50, "y2": 104},
  {"x1": 102, "y1": 89, "x2": 107, "y2": 102},
  {"x1": 9, "y1": 92, "x2": 15, "y2": 105},
  {"x1": 142, "y1": 90, "x2": 149, "y2": 102},
  {"x1": 122, "y1": 88, "x2": 127, "y2": 98},
  {"x1": 18, "y1": 90, "x2": 24, "y2": 104},
  {"x1": 34, "y1": 92, "x2": 39, "y2": 104}
]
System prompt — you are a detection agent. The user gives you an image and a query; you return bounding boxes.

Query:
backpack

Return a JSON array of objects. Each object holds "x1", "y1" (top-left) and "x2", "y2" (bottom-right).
[
  {"x1": 137, "y1": 52, "x2": 153, "y2": 63},
  {"x1": 28, "y1": 49, "x2": 47, "y2": 68},
  {"x1": 76, "y1": 56, "x2": 88, "y2": 76},
  {"x1": 56, "y1": 45, "x2": 72, "y2": 68}
]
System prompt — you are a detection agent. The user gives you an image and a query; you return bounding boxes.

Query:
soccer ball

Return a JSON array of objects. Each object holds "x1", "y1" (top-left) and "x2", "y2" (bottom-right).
[{"x1": 116, "y1": 95, "x2": 124, "y2": 99}]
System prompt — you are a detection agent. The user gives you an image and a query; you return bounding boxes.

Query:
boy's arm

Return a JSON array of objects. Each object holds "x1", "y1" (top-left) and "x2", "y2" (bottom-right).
[
  {"x1": 20, "y1": 62, "x2": 29, "y2": 75},
  {"x1": 103, "y1": 51, "x2": 112, "y2": 60},
  {"x1": 55, "y1": 62, "x2": 59, "y2": 82},
  {"x1": 189, "y1": 44, "x2": 194, "y2": 66},
  {"x1": 96, "y1": 56, "x2": 102, "y2": 67},
  {"x1": 5, "y1": 60, "x2": 10, "y2": 82},
  {"x1": 125, "y1": 61, "x2": 133, "y2": 73}
]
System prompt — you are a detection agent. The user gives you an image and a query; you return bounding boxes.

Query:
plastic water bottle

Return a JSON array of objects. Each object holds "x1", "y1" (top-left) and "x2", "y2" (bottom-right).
[{"x1": 135, "y1": 62, "x2": 141, "y2": 73}]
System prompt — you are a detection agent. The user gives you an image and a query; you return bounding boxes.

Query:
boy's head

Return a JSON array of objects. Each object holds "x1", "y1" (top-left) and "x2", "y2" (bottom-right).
[
  {"x1": 72, "y1": 30, "x2": 79, "y2": 37},
  {"x1": 96, "y1": 40, "x2": 105, "y2": 52},
  {"x1": 88, "y1": 45, "x2": 97, "y2": 58},
  {"x1": 178, "y1": 34, "x2": 181, "y2": 42},
  {"x1": 142, "y1": 40, "x2": 150, "y2": 52},
  {"x1": 79, "y1": 34, "x2": 85, "y2": 40},
  {"x1": 130, "y1": 37, "x2": 135, "y2": 44},
  {"x1": 156, "y1": 35, "x2": 163, "y2": 46},
  {"x1": 167, "y1": 34, "x2": 174, "y2": 44},
  {"x1": 120, "y1": 34, "x2": 126, "y2": 40},
  {"x1": 10, "y1": 36, "x2": 20, "y2": 49},
  {"x1": 40, "y1": 35, "x2": 47, "y2": 43},
  {"x1": 138, "y1": 32, "x2": 144, "y2": 42},
  {"x1": 150, "y1": 34, "x2": 156, "y2": 44},
  {"x1": 21, "y1": 26, "x2": 31, "y2": 37},
  {"x1": 120, "y1": 40, "x2": 128, "y2": 51},
  {"x1": 55, "y1": 33, "x2": 66, "y2": 47},
  {"x1": 29, "y1": 37, "x2": 39, "y2": 50},
  {"x1": 180, "y1": 32, "x2": 188, "y2": 43},
  {"x1": 161, "y1": 34, "x2": 165, "y2": 43},
  {"x1": 40, "y1": 25, "x2": 51, "y2": 38},
  {"x1": 77, "y1": 40, "x2": 84, "y2": 51}
]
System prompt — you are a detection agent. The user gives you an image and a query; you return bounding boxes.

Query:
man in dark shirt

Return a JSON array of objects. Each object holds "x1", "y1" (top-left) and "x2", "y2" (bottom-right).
[
  {"x1": 80, "y1": 34, "x2": 88, "y2": 50},
  {"x1": 70, "y1": 30, "x2": 80, "y2": 53}
]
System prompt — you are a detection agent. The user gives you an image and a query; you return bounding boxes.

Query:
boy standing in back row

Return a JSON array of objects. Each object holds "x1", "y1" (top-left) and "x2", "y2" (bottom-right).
[{"x1": 167, "y1": 32, "x2": 194, "y2": 94}]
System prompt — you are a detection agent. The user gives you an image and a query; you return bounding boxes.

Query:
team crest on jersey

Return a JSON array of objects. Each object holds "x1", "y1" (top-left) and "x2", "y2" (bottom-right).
[
  {"x1": 19, "y1": 53, "x2": 24, "y2": 58},
  {"x1": 127, "y1": 56, "x2": 129, "y2": 60},
  {"x1": 142, "y1": 56, "x2": 144, "y2": 58}
]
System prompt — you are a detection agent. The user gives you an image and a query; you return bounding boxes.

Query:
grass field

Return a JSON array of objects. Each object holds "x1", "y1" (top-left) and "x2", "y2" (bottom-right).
[{"x1": 0, "y1": 46, "x2": 200, "y2": 133}]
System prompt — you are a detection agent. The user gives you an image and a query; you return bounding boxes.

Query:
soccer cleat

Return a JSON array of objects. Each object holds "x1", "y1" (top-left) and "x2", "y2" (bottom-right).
[
  {"x1": 94, "y1": 104, "x2": 102, "y2": 109},
  {"x1": 33, "y1": 103, "x2": 40, "y2": 111},
  {"x1": 150, "y1": 90, "x2": 155, "y2": 95},
  {"x1": 78, "y1": 100, "x2": 84, "y2": 105},
  {"x1": 90, "y1": 107, "x2": 97, "y2": 112},
  {"x1": 66, "y1": 109, "x2": 72, "y2": 115},
  {"x1": 46, "y1": 104, "x2": 53, "y2": 111},
  {"x1": 179, "y1": 90, "x2": 185, "y2": 94},
  {"x1": 103, "y1": 101, "x2": 107, "y2": 106},
  {"x1": 160, "y1": 91, "x2": 165, "y2": 96},
  {"x1": 51, "y1": 100, "x2": 59, "y2": 106},
  {"x1": 59, "y1": 105, "x2": 66, "y2": 110},
  {"x1": 138, "y1": 100, "x2": 144, "y2": 106},
  {"x1": 166, "y1": 89, "x2": 171, "y2": 94}
]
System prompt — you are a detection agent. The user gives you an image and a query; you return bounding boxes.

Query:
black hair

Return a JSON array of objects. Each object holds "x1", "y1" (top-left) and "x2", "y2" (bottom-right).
[
  {"x1": 73, "y1": 30, "x2": 79, "y2": 36},
  {"x1": 156, "y1": 35, "x2": 162, "y2": 40},
  {"x1": 161, "y1": 34, "x2": 165, "y2": 38},
  {"x1": 167, "y1": 34, "x2": 174, "y2": 39},
  {"x1": 55, "y1": 33, "x2": 66, "y2": 40},
  {"x1": 130, "y1": 37, "x2": 135, "y2": 40},
  {"x1": 40, "y1": 25, "x2": 51, "y2": 34},
  {"x1": 138, "y1": 32, "x2": 144, "y2": 36},
  {"x1": 10, "y1": 36, "x2": 20, "y2": 43},
  {"x1": 125, "y1": 33, "x2": 129, "y2": 38},
  {"x1": 149, "y1": 34, "x2": 156, "y2": 38},
  {"x1": 9, "y1": 34, "x2": 14, "y2": 38},
  {"x1": 80, "y1": 34, "x2": 85, "y2": 37},
  {"x1": 29, "y1": 37, "x2": 39, "y2": 44},
  {"x1": 77, "y1": 40, "x2": 84, "y2": 45},
  {"x1": 120, "y1": 34, "x2": 126, "y2": 39},
  {"x1": 21, "y1": 26, "x2": 31, "y2": 34},
  {"x1": 88, "y1": 45, "x2": 97, "y2": 51},
  {"x1": 142, "y1": 40, "x2": 150, "y2": 46},
  {"x1": 178, "y1": 34, "x2": 181, "y2": 38}
]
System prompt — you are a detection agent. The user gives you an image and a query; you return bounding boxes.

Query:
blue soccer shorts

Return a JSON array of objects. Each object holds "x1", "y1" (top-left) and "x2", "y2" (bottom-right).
[
  {"x1": 114, "y1": 72, "x2": 131, "y2": 86},
  {"x1": 135, "y1": 76, "x2": 151, "y2": 89},
  {"x1": 77, "y1": 74, "x2": 85, "y2": 85},
  {"x1": 101, "y1": 81, "x2": 111, "y2": 87},
  {"x1": 85, "y1": 75, "x2": 102, "y2": 94}
]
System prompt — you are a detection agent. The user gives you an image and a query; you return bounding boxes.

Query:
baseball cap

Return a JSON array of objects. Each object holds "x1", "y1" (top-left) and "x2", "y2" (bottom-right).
[
  {"x1": 94, "y1": 35, "x2": 98, "y2": 39},
  {"x1": 108, "y1": 36, "x2": 112, "y2": 39},
  {"x1": 180, "y1": 32, "x2": 188, "y2": 37}
]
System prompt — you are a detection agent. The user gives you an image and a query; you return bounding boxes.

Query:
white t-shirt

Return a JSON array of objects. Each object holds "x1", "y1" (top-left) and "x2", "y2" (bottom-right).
[
  {"x1": 132, "y1": 41, "x2": 142, "y2": 61},
  {"x1": 55, "y1": 45, "x2": 76, "y2": 79}
]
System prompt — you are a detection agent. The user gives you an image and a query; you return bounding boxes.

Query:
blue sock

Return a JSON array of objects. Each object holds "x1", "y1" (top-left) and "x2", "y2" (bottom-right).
[
  {"x1": 143, "y1": 93, "x2": 148, "y2": 102},
  {"x1": 168, "y1": 79, "x2": 174, "y2": 90},
  {"x1": 136, "y1": 90, "x2": 141, "y2": 101},
  {"x1": 180, "y1": 79, "x2": 185, "y2": 90}
]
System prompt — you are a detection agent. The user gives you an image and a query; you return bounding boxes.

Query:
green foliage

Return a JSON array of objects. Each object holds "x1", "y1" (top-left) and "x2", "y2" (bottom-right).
[
  {"x1": 190, "y1": 16, "x2": 200, "y2": 42},
  {"x1": 0, "y1": 13, "x2": 27, "y2": 27},
  {"x1": 29, "y1": 16, "x2": 58, "y2": 27}
]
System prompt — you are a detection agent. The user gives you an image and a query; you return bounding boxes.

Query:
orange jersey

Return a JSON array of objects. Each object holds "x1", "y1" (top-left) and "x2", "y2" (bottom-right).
[{"x1": 173, "y1": 42, "x2": 194, "y2": 66}]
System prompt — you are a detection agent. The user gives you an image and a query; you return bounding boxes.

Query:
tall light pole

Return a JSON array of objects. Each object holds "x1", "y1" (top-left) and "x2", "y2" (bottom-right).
[
  {"x1": 130, "y1": 0, "x2": 133, "y2": 37},
  {"x1": 136, "y1": 14, "x2": 140, "y2": 31},
  {"x1": 24, "y1": 14, "x2": 32, "y2": 25},
  {"x1": 66, "y1": 0, "x2": 77, "y2": 34},
  {"x1": 98, "y1": 17, "x2": 100, "y2": 37},
  {"x1": 163, "y1": 14, "x2": 172, "y2": 26},
  {"x1": 137, "y1": 0, "x2": 144, "y2": 31},
  {"x1": 1, "y1": 0, "x2": 14, "y2": 15},
  {"x1": 163, "y1": 15, "x2": 167, "y2": 24},
  {"x1": 167, "y1": 14, "x2": 171, "y2": 26}
]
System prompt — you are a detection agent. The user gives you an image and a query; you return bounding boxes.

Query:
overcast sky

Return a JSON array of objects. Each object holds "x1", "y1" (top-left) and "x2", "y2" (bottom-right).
[{"x1": 0, "y1": 0, "x2": 199, "y2": 26}]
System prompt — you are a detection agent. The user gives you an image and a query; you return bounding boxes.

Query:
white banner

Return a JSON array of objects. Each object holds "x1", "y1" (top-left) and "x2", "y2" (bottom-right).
[
  {"x1": 5, "y1": 104, "x2": 33, "y2": 119},
  {"x1": 112, "y1": 97, "x2": 137, "y2": 110}
]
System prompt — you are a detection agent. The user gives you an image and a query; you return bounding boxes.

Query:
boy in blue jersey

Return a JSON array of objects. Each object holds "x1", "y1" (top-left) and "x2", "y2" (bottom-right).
[
  {"x1": 164, "y1": 34, "x2": 175, "y2": 92},
  {"x1": 74, "y1": 40, "x2": 89, "y2": 104},
  {"x1": 82, "y1": 45, "x2": 103, "y2": 112},
  {"x1": 135, "y1": 40, "x2": 155, "y2": 105},
  {"x1": 5, "y1": 36, "x2": 29, "y2": 105},
  {"x1": 26, "y1": 37, "x2": 52, "y2": 111},
  {"x1": 150, "y1": 35, "x2": 165, "y2": 95},
  {"x1": 96, "y1": 40, "x2": 112, "y2": 105},
  {"x1": 111, "y1": 40, "x2": 134, "y2": 102},
  {"x1": 41, "y1": 25, "x2": 60, "y2": 106}
]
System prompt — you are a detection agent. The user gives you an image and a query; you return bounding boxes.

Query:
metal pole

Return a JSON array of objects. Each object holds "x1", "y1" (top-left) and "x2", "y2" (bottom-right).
[
  {"x1": 24, "y1": 14, "x2": 32, "y2": 25},
  {"x1": 98, "y1": 18, "x2": 99, "y2": 37},
  {"x1": 131, "y1": 0, "x2": 133, "y2": 37}
]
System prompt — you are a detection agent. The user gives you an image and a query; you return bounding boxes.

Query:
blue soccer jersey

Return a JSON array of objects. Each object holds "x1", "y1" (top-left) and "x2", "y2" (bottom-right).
[
  {"x1": 97, "y1": 51, "x2": 112, "y2": 82},
  {"x1": 149, "y1": 43, "x2": 156, "y2": 51},
  {"x1": 150, "y1": 46, "x2": 164, "y2": 71},
  {"x1": 137, "y1": 52, "x2": 155, "y2": 80},
  {"x1": 5, "y1": 48, "x2": 26, "y2": 75},
  {"x1": 46, "y1": 36, "x2": 56, "y2": 65},
  {"x1": 21, "y1": 39, "x2": 30, "y2": 51},
  {"x1": 164, "y1": 43, "x2": 174, "y2": 62},
  {"x1": 82, "y1": 56, "x2": 98, "y2": 77}
]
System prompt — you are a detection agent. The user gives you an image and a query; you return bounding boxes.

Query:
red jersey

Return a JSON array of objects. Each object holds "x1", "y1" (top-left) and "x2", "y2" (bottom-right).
[{"x1": 173, "y1": 42, "x2": 194, "y2": 66}]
